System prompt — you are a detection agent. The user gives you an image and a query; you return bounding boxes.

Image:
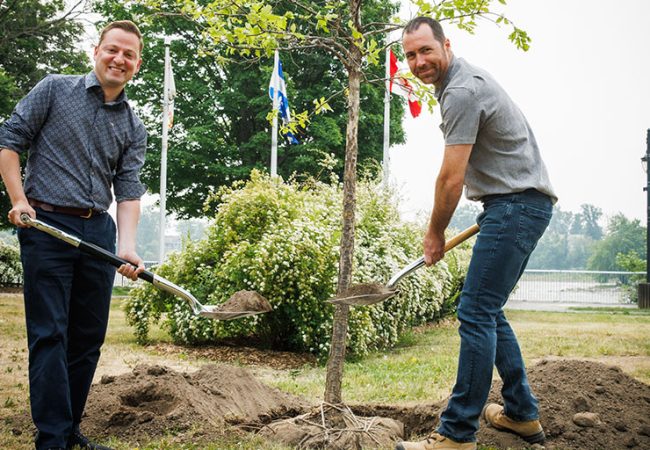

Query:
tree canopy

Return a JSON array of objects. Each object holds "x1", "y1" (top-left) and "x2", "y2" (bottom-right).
[
  {"x1": 588, "y1": 213, "x2": 646, "y2": 272},
  {"x1": 94, "y1": 0, "x2": 407, "y2": 219},
  {"x1": 0, "y1": 0, "x2": 91, "y2": 228}
]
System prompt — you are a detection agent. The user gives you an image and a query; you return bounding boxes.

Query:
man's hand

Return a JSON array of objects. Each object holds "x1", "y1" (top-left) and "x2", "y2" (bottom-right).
[
  {"x1": 423, "y1": 229, "x2": 446, "y2": 266},
  {"x1": 8, "y1": 201, "x2": 35, "y2": 228},
  {"x1": 116, "y1": 250, "x2": 145, "y2": 281}
]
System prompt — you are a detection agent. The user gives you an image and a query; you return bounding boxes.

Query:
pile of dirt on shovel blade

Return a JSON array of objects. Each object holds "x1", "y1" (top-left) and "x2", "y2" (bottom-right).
[
  {"x1": 478, "y1": 359, "x2": 650, "y2": 450},
  {"x1": 81, "y1": 364, "x2": 306, "y2": 443},
  {"x1": 218, "y1": 290, "x2": 272, "y2": 313}
]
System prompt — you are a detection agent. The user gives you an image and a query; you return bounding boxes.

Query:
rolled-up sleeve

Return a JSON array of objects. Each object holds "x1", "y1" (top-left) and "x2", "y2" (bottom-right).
[
  {"x1": 114, "y1": 120, "x2": 147, "y2": 202},
  {"x1": 0, "y1": 76, "x2": 53, "y2": 153}
]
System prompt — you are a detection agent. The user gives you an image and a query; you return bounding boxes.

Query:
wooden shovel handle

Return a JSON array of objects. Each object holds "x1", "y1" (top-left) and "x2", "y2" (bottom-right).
[{"x1": 444, "y1": 223, "x2": 480, "y2": 252}]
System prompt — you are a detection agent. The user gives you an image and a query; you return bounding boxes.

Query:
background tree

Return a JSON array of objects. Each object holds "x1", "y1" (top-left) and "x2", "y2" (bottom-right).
[
  {"x1": 571, "y1": 203, "x2": 603, "y2": 240},
  {"x1": 588, "y1": 213, "x2": 646, "y2": 271},
  {"x1": 94, "y1": 0, "x2": 406, "y2": 219},
  {"x1": 0, "y1": 0, "x2": 91, "y2": 228}
]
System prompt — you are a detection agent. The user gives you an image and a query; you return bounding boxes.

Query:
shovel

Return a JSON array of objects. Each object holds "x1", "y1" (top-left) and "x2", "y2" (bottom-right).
[
  {"x1": 20, "y1": 214, "x2": 272, "y2": 320},
  {"x1": 328, "y1": 223, "x2": 480, "y2": 306}
]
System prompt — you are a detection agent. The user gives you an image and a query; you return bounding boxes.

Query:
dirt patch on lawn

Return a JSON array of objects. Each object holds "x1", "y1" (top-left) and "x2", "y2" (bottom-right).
[
  {"x1": 81, "y1": 364, "x2": 306, "y2": 444},
  {"x1": 148, "y1": 341, "x2": 317, "y2": 370},
  {"x1": 355, "y1": 359, "x2": 650, "y2": 450},
  {"x1": 77, "y1": 359, "x2": 649, "y2": 449}
]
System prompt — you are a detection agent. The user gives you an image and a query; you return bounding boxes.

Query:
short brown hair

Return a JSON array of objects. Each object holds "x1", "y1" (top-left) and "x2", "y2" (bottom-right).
[
  {"x1": 98, "y1": 20, "x2": 144, "y2": 53},
  {"x1": 403, "y1": 17, "x2": 446, "y2": 46}
]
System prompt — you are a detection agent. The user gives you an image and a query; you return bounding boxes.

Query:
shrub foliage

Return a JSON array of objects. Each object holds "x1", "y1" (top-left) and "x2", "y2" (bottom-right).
[
  {"x1": 126, "y1": 171, "x2": 472, "y2": 357},
  {"x1": 0, "y1": 241, "x2": 22, "y2": 286}
]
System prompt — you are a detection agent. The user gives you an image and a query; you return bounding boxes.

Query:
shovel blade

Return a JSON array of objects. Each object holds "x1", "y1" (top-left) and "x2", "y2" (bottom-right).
[
  {"x1": 199, "y1": 290, "x2": 273, "y2": 320},
  {"x1": 327, "y1": 290, "x2": 398, "y2": 306},
  {"x1": 199, "y1": 307, "x2": 269, "y2": 320}
]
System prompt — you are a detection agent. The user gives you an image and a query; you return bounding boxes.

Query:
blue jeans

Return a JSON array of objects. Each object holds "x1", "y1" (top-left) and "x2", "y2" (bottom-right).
[
  {"x1": 437, "y1": 189, "x2": 552, "y2": 443},
  {"x1": 18, "y1": 209, "x2": 116, "y2": 450}
]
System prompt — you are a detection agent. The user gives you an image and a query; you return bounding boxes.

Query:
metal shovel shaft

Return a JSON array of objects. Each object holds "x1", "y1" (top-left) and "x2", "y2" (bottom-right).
[
  {"x1": 21, "y1": 214, "x2": 206, "y2": 316},
  {"x1": 387, "y1": 223, "x2": 480, "y2": 289},
  {"x1": 20, "y1": 214, "x2": 272, "y2": 320}
]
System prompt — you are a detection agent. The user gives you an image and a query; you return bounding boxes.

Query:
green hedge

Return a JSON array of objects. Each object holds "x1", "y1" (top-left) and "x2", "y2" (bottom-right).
[
  {"x1": 126, "y1": 171, "x2": 472, "y2": 357},
  {"x1": 0, "y1": 241, "x2": 22, "y2": 286}
]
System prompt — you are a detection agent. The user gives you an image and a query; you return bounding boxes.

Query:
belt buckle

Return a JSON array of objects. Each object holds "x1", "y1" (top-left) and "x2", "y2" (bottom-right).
[{"x1": 80, "y1": 208, "x2": 93, "y2": 219}]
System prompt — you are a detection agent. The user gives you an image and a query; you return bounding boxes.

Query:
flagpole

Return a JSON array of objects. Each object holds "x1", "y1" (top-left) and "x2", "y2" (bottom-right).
[
  {"x1": 382, "y1": 47, "x2": 391, "y2": 188},
  {"x1": 271, "y1": 49, "x2": 280, "y2": 177},
  {"x1": 159, "y1": 37, "x2": 171, "y2": 263}
]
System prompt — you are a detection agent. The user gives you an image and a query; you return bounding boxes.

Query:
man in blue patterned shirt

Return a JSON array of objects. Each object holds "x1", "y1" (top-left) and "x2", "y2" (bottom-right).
[{"x1": 0, "y1": 20, "x2": 147, "y2": 450}]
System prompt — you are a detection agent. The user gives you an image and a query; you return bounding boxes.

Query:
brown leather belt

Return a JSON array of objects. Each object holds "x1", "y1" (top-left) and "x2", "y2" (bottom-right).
[{"x1": 28, "y1": 198, "x2": 103, "y2": 219}]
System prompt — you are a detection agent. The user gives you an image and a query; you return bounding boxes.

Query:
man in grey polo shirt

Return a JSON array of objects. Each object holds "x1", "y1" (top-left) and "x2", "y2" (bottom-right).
[
  {"x1": 0, "y1": 20, "x2": 146, "y2": 450},
  {"x1": 395, "y1": 17, "x2": 557, "y2": 450}
]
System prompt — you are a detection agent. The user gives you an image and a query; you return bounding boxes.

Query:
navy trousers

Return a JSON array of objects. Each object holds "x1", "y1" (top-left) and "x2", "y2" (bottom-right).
[{"x1": 18, "y1": 209, "x2": 116, "y2": 450}]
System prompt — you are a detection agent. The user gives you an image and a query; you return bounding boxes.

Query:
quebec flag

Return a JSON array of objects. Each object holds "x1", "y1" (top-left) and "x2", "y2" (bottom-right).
[{"x1": 268, "y1": 50, "x2": 299, "y2": 144}]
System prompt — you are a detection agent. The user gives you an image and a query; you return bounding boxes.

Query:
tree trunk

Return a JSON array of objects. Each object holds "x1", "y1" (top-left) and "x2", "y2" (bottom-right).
[{"x1": 324, "y1": 58, "x2": 362, "y2": 404}]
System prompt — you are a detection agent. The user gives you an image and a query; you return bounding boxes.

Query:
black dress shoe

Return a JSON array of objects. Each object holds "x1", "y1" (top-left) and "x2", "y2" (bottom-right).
[{"x1": 66, "y1": 430, "x2": 113, "y2": 450}]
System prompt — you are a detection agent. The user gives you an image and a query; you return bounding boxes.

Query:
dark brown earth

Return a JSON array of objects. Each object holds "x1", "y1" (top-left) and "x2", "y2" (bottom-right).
[
  {"x1": 81, "y1": 364, "x2": 306, "y2": 443},
  {"x1": 329, "y1": 282, "x2": 397, "y2": 305},
  {"x1": 74, "y1": 359, "x2": 650, "y2": 449},
  {"x1": 341, "y1": 283, "x2": 391, "y2": 297},
  {"x1": 219, "y1": 290, "x2": 272, "y2": 313}
]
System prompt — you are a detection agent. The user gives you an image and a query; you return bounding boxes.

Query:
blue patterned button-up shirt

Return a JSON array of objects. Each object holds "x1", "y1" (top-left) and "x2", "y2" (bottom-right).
[{"x1": 0, "y1": 71, "x2": 147, "y2": 211}]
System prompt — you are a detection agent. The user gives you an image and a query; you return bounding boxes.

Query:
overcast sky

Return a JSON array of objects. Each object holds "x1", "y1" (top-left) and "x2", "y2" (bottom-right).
[{"x1": 390, "y1": 0, "x2": 650, "y2": 224}]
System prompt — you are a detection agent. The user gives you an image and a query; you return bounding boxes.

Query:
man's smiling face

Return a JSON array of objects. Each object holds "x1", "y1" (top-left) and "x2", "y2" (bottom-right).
[
  {"x1": 403, "y1": 24, "x2": 452, "y2": 88},
  {"x1": 93, "y1": 28, "x2": 141, "y2": 93}
]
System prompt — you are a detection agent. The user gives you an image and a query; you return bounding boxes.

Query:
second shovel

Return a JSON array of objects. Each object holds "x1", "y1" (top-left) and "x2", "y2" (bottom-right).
[{"x1": 328, "y1": 223, "x2": 479, "y2": 306}]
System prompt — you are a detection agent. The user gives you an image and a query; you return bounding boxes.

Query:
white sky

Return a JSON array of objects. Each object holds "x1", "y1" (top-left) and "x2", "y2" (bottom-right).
[{"x1": 390, "y1": 0, "x2": 650, "y2": 223}]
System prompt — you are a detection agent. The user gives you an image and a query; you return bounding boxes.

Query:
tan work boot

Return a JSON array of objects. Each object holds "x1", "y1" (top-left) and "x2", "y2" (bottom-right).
[
  {"x1": 482, "y1": 403, "x2": 545, "y2": 444},
  {"x1": 395, "y1": 432, "x2": 477, "y2": 450}
]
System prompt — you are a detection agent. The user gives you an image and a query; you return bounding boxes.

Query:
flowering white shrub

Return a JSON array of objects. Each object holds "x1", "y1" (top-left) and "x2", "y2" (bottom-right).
[
  {"x1": 125, "y1": 171, "x2": 472, "y2": 357},
  {"x1": 0, "y1": 241, "x2": 22, "y2": 286}
]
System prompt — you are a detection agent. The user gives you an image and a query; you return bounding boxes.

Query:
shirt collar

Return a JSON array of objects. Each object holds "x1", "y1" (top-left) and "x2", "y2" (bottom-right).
[
  {"x1": 435, "y1": 54, "x2": 459, "y2": 101},
  {"x1": 85, "y1": 71, "x2": 128, "y2": 105}
]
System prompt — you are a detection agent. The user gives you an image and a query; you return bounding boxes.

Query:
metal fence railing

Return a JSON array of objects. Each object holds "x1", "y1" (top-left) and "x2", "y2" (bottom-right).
[{"x1": 509, "y1": 270, "x2": 645, "y2": 305}]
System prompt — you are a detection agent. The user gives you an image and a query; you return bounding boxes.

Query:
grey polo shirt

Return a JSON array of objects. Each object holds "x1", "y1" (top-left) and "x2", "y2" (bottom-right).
[
  {"x1": 0, "y1": 71, "x2": 147, "y2": 211},
  {"x1": 436, "y1": 56, "x2": 557, "y2": 203}
]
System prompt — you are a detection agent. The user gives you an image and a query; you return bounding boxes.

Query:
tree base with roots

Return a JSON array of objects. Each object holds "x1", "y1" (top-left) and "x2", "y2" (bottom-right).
[{"x1": 259, "y1": 402, "x2": 404, "y2": 449}]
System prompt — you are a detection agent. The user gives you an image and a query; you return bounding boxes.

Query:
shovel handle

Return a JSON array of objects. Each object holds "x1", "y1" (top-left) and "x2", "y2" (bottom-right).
[
  {"x1": 445, "y1": 223, "x2": 480, "y2": 251},
  {"x1": 20, "y1": 213, "x2": 155, "y2": 284},
  {"x1": 387, "y1": 223, "x2": 480, "y2": 289},
  {"x1": 78, "y1": 240, "x2": 155, "y2": 283}
]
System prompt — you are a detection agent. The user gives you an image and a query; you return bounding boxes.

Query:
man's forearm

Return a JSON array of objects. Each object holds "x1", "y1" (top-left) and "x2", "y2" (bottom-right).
[
  {"x1": 427, "y1": 144, "x2": 472, "y2": 237},
  {"x1": 0, "y1": 148, "x2": 27, "y2": 207},
  {"x1": 429, "y1": 175, "x2": 464, "y2": 236},
  {"x1": 116, "y1": 199, "x2": 141, "y2": 254}
]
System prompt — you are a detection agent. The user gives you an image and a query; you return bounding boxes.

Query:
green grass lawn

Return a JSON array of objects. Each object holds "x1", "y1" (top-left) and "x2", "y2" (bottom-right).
[
  {"x1": 263, "y1": 309, "x2": 650, "y2": 405},
  {"x1": 1, "y1": 295, "x2": 649, "y2": 450}
]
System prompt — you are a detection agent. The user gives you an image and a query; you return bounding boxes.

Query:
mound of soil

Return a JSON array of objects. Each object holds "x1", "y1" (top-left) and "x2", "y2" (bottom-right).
[
  {"x1": 81, "y1": 364, "x2": 306, "y2": 443},
  {"x1": 76, "y1": 359, "x2": 649, "y2": 449},
  {"x1": 480, "y1": 359, "x2": 650, "y2": 450},
  {"x1": 358, "y1": 359, "x2": 650, "y2": 450}
]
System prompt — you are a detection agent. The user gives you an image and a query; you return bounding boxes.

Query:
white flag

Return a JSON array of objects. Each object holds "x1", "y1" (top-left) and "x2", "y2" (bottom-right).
[{"x1": 165, "y1": 55, "x2": 177, "y2": 128}]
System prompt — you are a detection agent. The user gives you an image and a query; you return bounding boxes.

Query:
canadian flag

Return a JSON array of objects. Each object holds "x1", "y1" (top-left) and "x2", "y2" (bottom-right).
[{"x1": 389, "y1": 49, "x2": 422, "y2": 118}]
